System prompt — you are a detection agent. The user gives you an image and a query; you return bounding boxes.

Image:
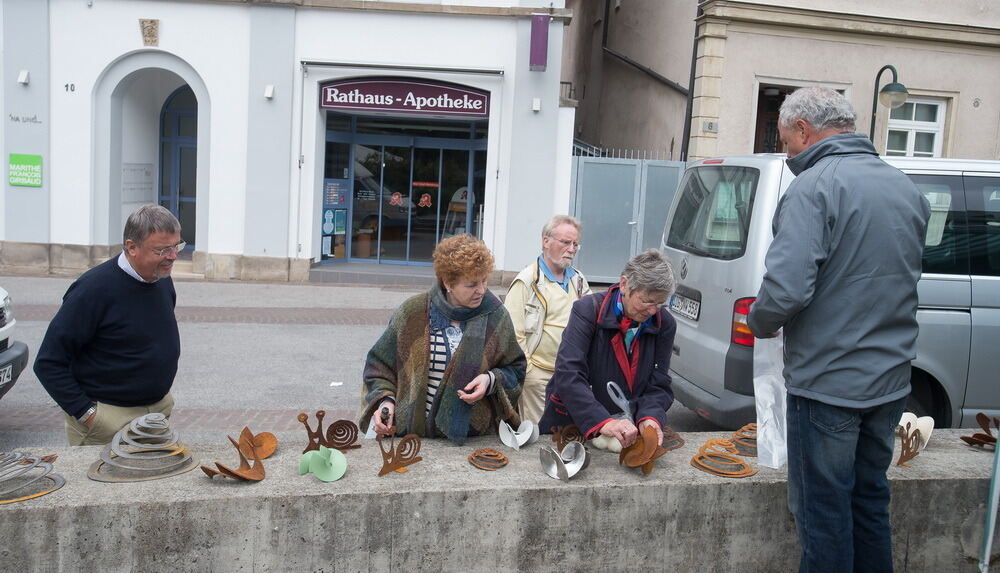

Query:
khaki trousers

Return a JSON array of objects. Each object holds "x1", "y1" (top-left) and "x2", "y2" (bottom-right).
[
  {"x1": 517, "y1": 363, "x2": 553, "y2": 424},
  {"x1": 64, "y1": 393, "x2": 175, "y2": 446}
]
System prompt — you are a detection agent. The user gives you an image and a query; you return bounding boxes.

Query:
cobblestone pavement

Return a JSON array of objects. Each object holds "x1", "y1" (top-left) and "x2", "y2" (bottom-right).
[
  {"x1": 0, "y1": 275, "x2": 719, "y2": 450},
  {"x1": 2, "y1": 407, "x2": 357, "y2": 431},
  {"x1": 18, "y1": 305, "x2": 394, "y2": 325}
]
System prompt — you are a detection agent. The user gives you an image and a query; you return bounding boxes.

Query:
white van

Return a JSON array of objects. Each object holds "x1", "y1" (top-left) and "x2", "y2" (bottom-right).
[{"x1": 661, "y1": 154, "x2": 1000, "y2": 429}]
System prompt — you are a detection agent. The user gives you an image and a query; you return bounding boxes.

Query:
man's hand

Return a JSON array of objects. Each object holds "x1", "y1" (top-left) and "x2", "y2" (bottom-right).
[
  {"x1": 458, "y1": 374, "x2": 490, "y2": 404},
  {"x1": 82, "y1": 410, "x2": 97, "y2": 428},
  {"x1": 600, "y1": 418, "x2": 639, "y2": 448},
  {"x1": 638, "y1": 418, "x2": 663, "y2": 445},
  {"x1": 374, "y1": 401, "x2": 395, "y2": 436}
]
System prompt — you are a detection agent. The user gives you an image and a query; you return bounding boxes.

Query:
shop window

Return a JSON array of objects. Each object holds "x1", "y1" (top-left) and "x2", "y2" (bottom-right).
[{"x1": 885, "y1": 98, "x2": 946, "y2": 157}]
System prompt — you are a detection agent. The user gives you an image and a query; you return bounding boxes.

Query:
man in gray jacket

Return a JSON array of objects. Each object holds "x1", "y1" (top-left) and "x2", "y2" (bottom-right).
[{"x1": 748, "y1": 87, "x2": 929, "y2": 572}]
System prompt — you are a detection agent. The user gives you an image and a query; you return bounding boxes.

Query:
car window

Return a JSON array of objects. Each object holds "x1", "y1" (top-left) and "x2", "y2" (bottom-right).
[
  {"x1": 907, "y1": 174, "x2": 968, "y2": 275},
  {"x1": 666, "y1": 166, "x2": 759, "y2": 260},
  {"x1": 965, "y1": 176, "x2": 1000, "y2": 277}
]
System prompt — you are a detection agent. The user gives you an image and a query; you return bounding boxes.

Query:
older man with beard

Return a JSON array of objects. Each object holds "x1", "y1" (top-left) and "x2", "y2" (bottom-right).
[{"x1": 503, "y1": 215, "x2": 591, "y2": 423}]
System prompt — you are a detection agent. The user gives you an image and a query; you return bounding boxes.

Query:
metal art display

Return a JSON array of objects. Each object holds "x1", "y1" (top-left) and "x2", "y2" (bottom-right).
[
  {"x1": 896, "y1": 422, "x2": 921, "y2": 467},
  {"x1": 201, "y1": 427, "x2": 276, "y2": 481},
  {"x1": 619, "y1": 425, "x2": 668, "y2": 475},
  {"x1": 0, "y1": 452, "x2": 65, "y2": 504},
  {"x1": 550, "y1": 424, "x2": 585, "y2": 451},
  {"x1": 498, "y1": 419, "x2": 539, "y2": 450},
  {"x1": 662, "y1": 426, "x2": 686, "y2": 452},
  {"x1": 87, "y1": 413, "x2": 198, "y2": 483},
  {"x1": 298, "y1": 411, "x2": 361, "y2": 454},
  {"x1": 731, "y1": 423, "x2": 758, "y2": 457},
  {"x1": 961, "y1": 412, "x2": 998, "y2": 450},
  {"x1": 690, "y1": 437, "x2": 757, "y2": 479},
  {"x1": 376, "y1": 406, "x2": 422, "y2": 477},
  {"x1": 539, "y1": 441, "x2": 589, "y2": 481},
  {"x1": 300, "y1": 445, "x2": 348, "y2": 482},
  {"x1": 469, "y1": 448, "x2": 508, "y2": 471}
]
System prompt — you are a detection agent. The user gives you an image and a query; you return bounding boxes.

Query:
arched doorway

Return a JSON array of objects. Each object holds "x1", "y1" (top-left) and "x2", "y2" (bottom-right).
[{"x1": 159, "y1": 85, "x2": 198, "y2": 249}]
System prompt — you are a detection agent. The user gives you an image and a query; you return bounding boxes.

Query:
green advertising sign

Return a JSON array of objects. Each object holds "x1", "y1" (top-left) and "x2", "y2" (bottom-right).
[{"x1": 9, "y1": 153, "x2": 42, "y2": 187}]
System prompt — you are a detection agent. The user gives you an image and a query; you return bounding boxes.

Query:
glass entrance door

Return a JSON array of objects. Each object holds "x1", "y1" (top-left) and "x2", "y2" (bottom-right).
[{"x1": 331, "y1": 113, "x2": 486, "y2": 265}]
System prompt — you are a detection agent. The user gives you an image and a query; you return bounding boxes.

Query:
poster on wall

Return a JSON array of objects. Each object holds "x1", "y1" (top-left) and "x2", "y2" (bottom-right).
[
  {"x1": 122, "y1": 163, "x2": 154, "y2": 202},
  {"x1": 324, "y1": 179, "x2": 348, "y2": 206},
  {"x1": 8, "y1": 154, "x2": 42, "y2": 187},
  {"x1": 334, "y1": 209, "x2": 347, "y2": 235}
]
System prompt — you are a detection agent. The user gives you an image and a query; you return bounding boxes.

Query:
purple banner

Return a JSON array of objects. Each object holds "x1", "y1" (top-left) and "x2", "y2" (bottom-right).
[
  {"x1": 319, "y1": 78, "x2": 490, "y2": 118},
  {"x1": 530, "y1": 14, "x2": 550, "y2": 71}
]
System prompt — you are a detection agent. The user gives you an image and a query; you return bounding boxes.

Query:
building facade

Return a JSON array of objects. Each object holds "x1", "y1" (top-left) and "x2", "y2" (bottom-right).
[
  {"x1": 1, "y1": 0, "x2": 574, "y2": 280},
  {"x1": 564, "y1": 0, "x2": 1000, "y2": 162}
]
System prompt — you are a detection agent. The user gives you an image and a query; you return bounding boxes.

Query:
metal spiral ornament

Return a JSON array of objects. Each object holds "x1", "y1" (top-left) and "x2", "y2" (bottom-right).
[
  {"x1": 326, "y1": 419, "x2": 361, "y2": 452},
  {"x1": 88, "y1": 413, "x2": 198, "y2": 482},
  {"x1": 0, "y1": 452, "x2": 65, "y2": 504}
]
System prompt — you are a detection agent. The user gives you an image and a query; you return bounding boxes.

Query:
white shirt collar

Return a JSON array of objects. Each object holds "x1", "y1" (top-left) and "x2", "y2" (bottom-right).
[{"x1": 117, "y1": 251, "x2": 155, "y2": 283}]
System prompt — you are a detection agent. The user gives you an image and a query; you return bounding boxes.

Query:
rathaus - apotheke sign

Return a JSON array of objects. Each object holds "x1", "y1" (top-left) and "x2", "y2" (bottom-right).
[{"x1": 319, "y1": 77, "x2": 490, "y2": 119}]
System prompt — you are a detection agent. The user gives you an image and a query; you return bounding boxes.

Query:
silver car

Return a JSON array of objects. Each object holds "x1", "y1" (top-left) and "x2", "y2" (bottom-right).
[{"x1": 661, "y1": 154, "x2": 1000, "y2": 429}]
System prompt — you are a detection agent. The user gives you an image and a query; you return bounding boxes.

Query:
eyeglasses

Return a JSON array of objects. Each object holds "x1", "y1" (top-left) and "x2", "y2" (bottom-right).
[
  {"x1": 548, "y1": 237, "x2": 581, "y2": 250},
  {"x1": 147, "y1": 241, "x2": 186, "y2": 256}
]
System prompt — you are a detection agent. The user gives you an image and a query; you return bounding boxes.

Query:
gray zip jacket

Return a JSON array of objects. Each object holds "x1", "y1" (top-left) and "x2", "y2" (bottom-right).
[{"x1": 747, "y1": 133, "x2": 930, "y2": 408}]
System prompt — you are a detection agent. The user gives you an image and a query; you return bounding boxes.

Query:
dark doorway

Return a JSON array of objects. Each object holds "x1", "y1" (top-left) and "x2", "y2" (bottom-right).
[{"x1": 159, "y1": 85, "x2": 197, "y2": 249}]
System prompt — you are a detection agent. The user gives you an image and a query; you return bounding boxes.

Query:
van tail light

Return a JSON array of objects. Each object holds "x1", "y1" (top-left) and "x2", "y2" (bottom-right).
[{"x1": 731, "y1": 297, "x2": 755, "y2": 347}]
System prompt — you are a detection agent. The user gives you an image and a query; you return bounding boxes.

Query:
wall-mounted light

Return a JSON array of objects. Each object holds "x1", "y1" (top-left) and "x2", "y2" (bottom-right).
[
  {"x1": 531, "y1": 97, "x2": 542, "y2": 112},
  {"x1": 16, "y1": 70, "x2": 30, "y2": 85},
  {"x1": 263, "y1": 84, "x2": 275, "y2": 100}
]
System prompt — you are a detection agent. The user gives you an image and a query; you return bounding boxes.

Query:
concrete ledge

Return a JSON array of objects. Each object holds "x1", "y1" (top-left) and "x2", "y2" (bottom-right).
[
  {"x1": 0, "y1": 241, "x2": 120, "y2": 276},
  {"x1": 1, "y1": 430, "x2": 995, "y2": 571}
]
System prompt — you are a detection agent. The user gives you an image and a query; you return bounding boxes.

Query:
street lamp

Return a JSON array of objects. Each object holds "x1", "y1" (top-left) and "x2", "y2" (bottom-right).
[{"x1": 869, "y1": 64, "x2": 908, "y2": 141}]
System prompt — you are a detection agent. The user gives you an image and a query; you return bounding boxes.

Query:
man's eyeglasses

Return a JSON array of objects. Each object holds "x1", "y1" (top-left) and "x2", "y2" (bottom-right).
[
  {"x1": 147, "y1": 241, "x2": 186, "y2": 256},
  {"x1": 549, "y1": 237, "x2": 582, "y2": 250}
]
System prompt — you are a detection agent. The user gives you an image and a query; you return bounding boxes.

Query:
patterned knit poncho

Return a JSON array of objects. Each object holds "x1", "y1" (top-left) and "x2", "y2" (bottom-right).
[{"x1": 358, "y1": 285, "x2": 526, "y2": 445}]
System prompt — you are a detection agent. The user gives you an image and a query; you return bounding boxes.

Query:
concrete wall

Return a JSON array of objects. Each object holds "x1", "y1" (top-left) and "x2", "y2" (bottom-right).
[{"x1": 0, "y1": 430, "x2": 995, "y2": 571}]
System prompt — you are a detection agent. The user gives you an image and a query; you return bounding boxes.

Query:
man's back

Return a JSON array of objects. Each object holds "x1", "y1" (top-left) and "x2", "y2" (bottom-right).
[{"x1": 751, "y1": 133, "x2": 931, "y2": 406}]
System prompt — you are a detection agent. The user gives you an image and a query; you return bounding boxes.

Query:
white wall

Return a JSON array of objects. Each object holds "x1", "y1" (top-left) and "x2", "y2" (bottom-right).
[{"x1": 49, "y1": 0, "x2": 252, "y2": 251}]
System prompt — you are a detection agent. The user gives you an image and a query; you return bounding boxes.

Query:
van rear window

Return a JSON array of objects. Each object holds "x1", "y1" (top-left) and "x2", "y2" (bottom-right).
[{"x1": 666, "y1": 166, "x2": 759, "y2": 260}]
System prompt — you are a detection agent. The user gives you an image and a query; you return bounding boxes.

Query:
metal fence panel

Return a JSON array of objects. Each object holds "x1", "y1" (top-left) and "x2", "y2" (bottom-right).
[{"x1": 571, "y1": 156, "x2": 685, "y2": 282}]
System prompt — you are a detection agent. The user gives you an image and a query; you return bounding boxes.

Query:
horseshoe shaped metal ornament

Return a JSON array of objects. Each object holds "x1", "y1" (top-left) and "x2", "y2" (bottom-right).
[
  {"x1": 539, "y1": 441, "x2": 590, "y2": 481},
  {"x1": 499, "y1": 420, "x2": 539, "y2": 450}
]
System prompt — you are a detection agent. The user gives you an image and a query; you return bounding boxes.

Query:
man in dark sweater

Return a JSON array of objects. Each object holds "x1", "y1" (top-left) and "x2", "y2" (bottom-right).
[{"x1": 35, "y1": 205, "x2": 183, "y2": 445}]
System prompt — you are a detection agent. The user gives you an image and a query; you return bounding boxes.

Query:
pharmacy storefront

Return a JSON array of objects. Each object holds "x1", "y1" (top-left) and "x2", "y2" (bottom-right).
[
  {"x1": 1, "y1": 1, "x2": 573, "y2": 281},
  {"x1": 317, "y1": 78, "x2": 489, "y2": 265}
]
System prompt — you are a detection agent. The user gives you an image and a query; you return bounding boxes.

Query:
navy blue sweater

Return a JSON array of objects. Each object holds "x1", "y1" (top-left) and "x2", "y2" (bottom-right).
[{"x1": 34, "y1": 257, "x2": 180, "y2": 418}]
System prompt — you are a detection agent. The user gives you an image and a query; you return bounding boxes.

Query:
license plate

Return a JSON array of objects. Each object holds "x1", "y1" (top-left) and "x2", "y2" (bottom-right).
[
  {"x1": 0, "y1": 364, "x2": 11, "y2": 388},
  {"x1": 669, "y1": 293, "x2": 700, "y2": 321}
]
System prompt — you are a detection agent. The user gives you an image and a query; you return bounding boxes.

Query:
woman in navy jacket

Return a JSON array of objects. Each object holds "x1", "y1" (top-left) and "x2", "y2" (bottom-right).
[{"x1": 539, "y1": 249, "x2": 676, "y2": 448}]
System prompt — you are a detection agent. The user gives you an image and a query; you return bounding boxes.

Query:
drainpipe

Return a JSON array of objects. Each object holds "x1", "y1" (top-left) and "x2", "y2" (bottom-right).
[
  {"x1": 601, "y1": 0, "x2": 688, "y2": 97},
  {"x1": 680, "y1": 1, "x2": 706, "y2": 162}
]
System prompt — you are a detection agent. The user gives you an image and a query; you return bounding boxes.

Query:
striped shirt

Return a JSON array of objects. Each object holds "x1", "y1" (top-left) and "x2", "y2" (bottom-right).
[{"x1": 426, "y1": 325, "x2": 463, "y2": 415}]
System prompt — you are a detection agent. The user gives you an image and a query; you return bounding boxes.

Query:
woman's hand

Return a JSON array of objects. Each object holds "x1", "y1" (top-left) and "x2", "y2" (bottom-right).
[
  {"x1": 374, "y1": 400, "x2": 395, "y2": 436},
  {"x1": 600, "y1": 418, "x2": 639, "y2": 448},
  {"x1": 638, "y1": 418, "x2": 663, "y2": 446},
  {"x1": 458, "y1": 373, "x2": 491, "y2": 404}
]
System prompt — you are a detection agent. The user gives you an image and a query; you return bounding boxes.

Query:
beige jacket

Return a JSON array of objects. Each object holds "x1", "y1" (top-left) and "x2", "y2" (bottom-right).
[{"x1": 503, "y1": 259, "x2": 590, "y2": 370}]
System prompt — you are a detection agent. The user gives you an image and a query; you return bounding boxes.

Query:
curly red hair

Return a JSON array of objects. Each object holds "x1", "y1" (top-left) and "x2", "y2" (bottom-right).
[{"x1": 433, "y1": 234, "x2": 494, "y2": 287}]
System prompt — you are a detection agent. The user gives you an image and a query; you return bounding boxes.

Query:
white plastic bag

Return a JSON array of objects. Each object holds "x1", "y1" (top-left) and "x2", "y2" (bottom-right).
[{"x1": 753, "y1": 331, "x2": 787, "y2": 469}]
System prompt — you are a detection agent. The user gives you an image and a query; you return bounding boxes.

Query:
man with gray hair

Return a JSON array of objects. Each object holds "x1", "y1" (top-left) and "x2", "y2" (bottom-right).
[
  {"x1": 35, "y1": 204, "x2": 184, "y2": 445},
  {"x1": 538, "y1": 249, "x2": 675, "y2": 450},
  {"x1": 504, "y1": 214, "x2": 591, "y2": 423},
  {"x1": 748, "y1": 87, "x2": 930, "y2": 571}
]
